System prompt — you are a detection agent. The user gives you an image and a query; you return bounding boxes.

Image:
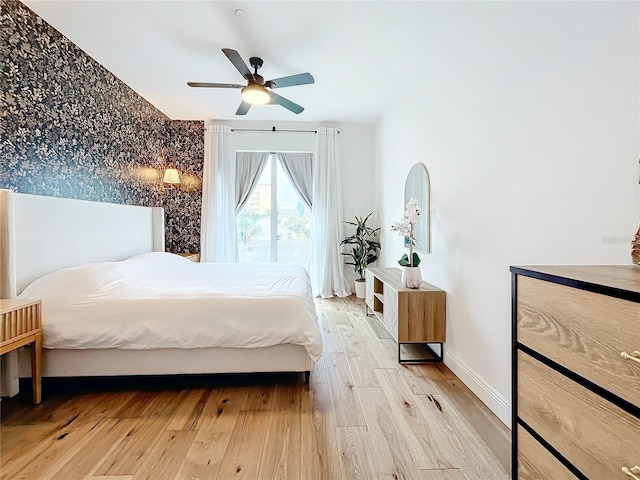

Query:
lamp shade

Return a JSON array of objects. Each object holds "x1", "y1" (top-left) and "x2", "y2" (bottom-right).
[
  {"x1": 163, "y1": 168, "x2": 181, "y2": 185},
  {"x1": 241, "y1": 84, "x2": 271, "y2": 105}
]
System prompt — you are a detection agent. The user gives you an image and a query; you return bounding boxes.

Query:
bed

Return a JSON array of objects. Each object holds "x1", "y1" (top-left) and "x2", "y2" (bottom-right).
[{"x1": 0, "y1": 189, "x2": 320, "y2": 396}]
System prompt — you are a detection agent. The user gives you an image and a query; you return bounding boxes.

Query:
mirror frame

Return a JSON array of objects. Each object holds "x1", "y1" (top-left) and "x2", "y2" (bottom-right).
[{"x1": 404, "y1": 162, "x2": 431, "y2": 254}]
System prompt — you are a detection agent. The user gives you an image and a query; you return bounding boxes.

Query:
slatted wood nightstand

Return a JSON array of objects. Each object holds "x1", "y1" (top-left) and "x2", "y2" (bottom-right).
[
  {"x1": 175, "y1": 252, "x2": 200, "y2": 262},
  {"x1": 0, "y1": 299, "x2": 42, "y2": 404}
]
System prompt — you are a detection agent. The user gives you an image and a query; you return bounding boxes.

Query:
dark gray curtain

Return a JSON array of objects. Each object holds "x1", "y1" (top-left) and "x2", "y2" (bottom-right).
[
  {"x1": 277, "y1": 153, "x2": 314, "y2": 209},
  {"x1": 235, "y1": 152, "x2": 269, "y2": 214}
]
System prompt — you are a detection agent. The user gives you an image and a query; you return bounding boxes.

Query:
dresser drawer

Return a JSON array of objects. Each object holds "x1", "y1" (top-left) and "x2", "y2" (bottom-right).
[
  {"x1": 517, "y1": 425, "x2": 575, "y2": 480},
  {"x1": 517, "y1": 275, "x2": 640, "y2": 406},
  {"x1": 518, "y1": 351, "x2": 640, "y2": 480}
]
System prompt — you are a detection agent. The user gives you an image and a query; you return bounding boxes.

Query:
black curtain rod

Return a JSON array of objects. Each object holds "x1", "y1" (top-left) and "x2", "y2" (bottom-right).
[{"x1": 230, "y1": 126, "x2": 340, "y2": 134}]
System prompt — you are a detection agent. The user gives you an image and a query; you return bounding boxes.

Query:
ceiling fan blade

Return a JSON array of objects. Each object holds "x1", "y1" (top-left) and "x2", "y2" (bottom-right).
[
  {"x1": 222, "y1": 48, "x2": 254, "y2": 81},
  {"x1": 187, "y1": 82, "x2": 243, "y2": 89},
  {"x1": 269, "y1": 92, "x2": 304, "y2": 114},
  {"x1": 236, "y1": 101, "x2": 251, "y2": 115},
  {"x1": 267, "y1": 73, "x2": 315, "y2": 89}
]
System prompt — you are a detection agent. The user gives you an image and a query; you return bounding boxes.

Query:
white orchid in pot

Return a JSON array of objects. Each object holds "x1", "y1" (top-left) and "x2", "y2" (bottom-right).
[{"x1": 391, "y1": 198, "x2": 422, "y2": 288}]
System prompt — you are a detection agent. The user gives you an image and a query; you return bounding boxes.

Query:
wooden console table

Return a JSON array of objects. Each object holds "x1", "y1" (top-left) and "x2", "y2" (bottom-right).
[
  {"x1": 0, "y1": 299, "x2": 42, "y2": 404},
  {"x1": 365, "y1": 267, "x2": 446, "y2": 363}
]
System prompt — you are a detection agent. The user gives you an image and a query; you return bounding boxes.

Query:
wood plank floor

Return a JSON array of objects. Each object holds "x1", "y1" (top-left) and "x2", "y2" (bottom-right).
[{"x1": 0, "y1": 296, "x2": 511, "y2": 480}]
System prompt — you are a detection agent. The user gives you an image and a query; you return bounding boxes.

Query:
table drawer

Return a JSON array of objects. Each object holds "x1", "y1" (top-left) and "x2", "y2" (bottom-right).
[
  {"x1": 517, "y1": 275, "x2": 640, "y2": 406},
  {"x1": 517, "y1": 425, "x2": 575, "y2": 480},
  {"x1": 518, "y1": 351, "x2": 640, "y2": 480}
]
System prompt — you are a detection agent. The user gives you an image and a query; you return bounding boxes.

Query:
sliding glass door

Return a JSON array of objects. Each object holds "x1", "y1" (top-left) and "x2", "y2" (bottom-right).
[{"x1": 236, "y1": 154, "x2": 311, "y2": 265}]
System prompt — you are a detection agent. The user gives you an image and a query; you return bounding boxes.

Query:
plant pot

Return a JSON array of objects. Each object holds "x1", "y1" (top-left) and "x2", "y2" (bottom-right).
[
  {"x1": 401, "y1": 266, "x2": 422, "y2": 289},
  {"x1": 354, "y1": 279, "x2": 367, "y2": 298}
]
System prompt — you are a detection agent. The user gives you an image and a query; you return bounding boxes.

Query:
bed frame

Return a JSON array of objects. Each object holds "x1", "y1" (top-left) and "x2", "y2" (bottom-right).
[{"x1": 0, "y1": 189, "x2": 311, "y2": 396}]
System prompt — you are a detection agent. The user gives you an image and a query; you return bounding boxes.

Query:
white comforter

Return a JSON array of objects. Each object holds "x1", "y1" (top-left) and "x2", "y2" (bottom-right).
[{"x1": 18, "y1": 253, "x2": 322, "y2": 361}]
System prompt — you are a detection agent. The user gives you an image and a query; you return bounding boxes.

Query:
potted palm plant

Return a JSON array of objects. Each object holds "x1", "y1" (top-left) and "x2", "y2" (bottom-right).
[{"x1": 341, "y1": 213, "x2": 381, "y2": 298}]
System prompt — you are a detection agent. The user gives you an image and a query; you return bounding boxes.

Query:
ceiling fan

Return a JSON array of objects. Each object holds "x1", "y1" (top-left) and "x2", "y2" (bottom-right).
[{"x1": 187, "y1": 48, "x2": 314, "y2": 115}]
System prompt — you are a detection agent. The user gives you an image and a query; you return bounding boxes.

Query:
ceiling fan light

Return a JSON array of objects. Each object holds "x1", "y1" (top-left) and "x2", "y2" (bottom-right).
[{"x1": 241, "y1": 84, "x2": 271, "y2": 104}]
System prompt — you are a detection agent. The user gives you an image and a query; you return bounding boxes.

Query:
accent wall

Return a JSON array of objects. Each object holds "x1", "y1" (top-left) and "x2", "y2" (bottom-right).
[{"x1": 0, "y1": 0, "x2": 204, "y2": 254}]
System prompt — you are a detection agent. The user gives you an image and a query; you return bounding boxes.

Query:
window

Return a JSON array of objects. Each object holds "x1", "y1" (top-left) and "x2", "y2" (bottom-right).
[{"x1": 236, "y1": 154, "x2": 311, "y2": 265}]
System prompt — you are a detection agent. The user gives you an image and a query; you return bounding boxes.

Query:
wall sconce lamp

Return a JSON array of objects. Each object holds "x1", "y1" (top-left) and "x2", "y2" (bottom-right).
[
  {"x1": 158, "y1": 168, "x2": 181, "y2": 193},
  {"x1": 163, "y1": 168, "x2": 181, "y2": 186}
]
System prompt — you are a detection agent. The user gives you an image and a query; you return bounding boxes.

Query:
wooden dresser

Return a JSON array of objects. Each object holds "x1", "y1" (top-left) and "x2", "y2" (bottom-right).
[
  {"x1": 365, "y1": 267, "x2": 445, "y2": 363},
  {"x1": 511, "y1": 266, "x2": 640, "y2": 479}
]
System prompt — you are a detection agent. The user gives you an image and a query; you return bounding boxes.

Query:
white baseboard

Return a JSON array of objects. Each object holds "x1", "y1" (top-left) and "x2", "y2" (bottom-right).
[{"x1": 444, "y1": 349, "x2": 511, "y2": 428}]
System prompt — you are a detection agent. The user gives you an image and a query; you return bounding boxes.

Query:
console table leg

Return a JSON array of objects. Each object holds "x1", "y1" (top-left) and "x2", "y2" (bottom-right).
[{"x1": 398, "y1": 342, "x2": 444, "y2": 364}]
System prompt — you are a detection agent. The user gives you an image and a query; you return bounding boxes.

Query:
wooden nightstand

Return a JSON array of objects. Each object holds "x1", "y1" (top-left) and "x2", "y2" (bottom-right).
[
  {"x1": 175, "y1": 252, "x2": 200, "y2": 262},
  {"x1": 0, "y1": 299, "x2": 42, "y2": 404}
]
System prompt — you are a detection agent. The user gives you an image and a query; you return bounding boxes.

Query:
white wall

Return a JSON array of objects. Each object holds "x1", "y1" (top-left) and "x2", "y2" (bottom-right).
[
  {"x1": 374, "y1": 1, "x2": 639, "y2": 425},
  {"x1": 205, "y1": 119, "x2": 376, "y2": 287}
]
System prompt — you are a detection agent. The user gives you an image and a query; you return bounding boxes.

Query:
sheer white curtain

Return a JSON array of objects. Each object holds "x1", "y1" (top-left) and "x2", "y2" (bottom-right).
[
  {"x1": 200, "y1": 125, "x2": 236, "y2": 262},
  {"x1": 310, "y1": 128, "x2": 351, "y2": 298},
  {"x1": 277, "y1": 153, "x2": 313, "y2": 209}
]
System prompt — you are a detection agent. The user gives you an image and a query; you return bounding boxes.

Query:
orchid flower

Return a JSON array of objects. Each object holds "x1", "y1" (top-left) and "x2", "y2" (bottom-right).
[{"x1": 390, "y1": 198, "x2": 421, "y2": 267}]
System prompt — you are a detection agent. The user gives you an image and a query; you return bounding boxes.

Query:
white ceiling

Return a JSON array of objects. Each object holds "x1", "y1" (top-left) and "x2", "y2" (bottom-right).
[{"x1": 22, "y1": 0, "x2": 435, "y2": 124}]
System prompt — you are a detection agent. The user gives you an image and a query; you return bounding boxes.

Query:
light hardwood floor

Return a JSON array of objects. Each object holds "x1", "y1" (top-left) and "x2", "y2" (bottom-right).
[{"x1": 0, "y1": 296, "x2": 511, "y2": 480}]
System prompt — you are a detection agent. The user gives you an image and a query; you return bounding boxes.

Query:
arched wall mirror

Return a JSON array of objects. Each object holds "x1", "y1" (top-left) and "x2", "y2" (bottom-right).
[{"x1": 404, "y1": 163, "x2": 431, "y2": 253}]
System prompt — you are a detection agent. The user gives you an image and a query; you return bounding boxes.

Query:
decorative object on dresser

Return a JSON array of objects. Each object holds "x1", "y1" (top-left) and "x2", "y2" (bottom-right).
[
  {"x1": 391, "y1": 197, "x2": 422, "y2": 288},
  {"x1": 0, "y1": 299, "x2": 42, "y2": 404},
  {"x1": 365, "y1": 267, "x2": 445, "y2": 363},
  {"x1": 633, "y1": 158, "x2": 640, "y2": 266},
  {"x1": 632, "y1": 224, "x2": 640, "y2": 265},
  {"x1": 340, "y1": 213, "x2": 380, "y2": 298},
  {"x1": 511, "y1": 265, "x2": 640, "y2": 480}
]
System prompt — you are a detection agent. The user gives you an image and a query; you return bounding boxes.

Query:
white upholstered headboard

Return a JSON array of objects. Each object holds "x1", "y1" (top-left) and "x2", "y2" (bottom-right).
[{"x1": 0, "y1": 189, "x2": 164, "y2": 298}]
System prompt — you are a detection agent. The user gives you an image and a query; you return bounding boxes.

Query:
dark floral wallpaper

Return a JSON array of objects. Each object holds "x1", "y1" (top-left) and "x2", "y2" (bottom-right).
[{"x1": 0, "y1": 0, "x2": 203, "y2": 253}]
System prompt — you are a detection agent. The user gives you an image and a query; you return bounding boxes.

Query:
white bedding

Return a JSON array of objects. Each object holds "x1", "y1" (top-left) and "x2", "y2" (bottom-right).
[{"x1": 18, "y1": 253, "x2": 322, "y2": 362}]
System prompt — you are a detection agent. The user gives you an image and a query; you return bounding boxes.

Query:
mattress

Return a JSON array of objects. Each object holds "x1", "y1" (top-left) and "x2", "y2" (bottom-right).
[{"x1": 17, "y1": 253, "x2": 322, "y2": 361}]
